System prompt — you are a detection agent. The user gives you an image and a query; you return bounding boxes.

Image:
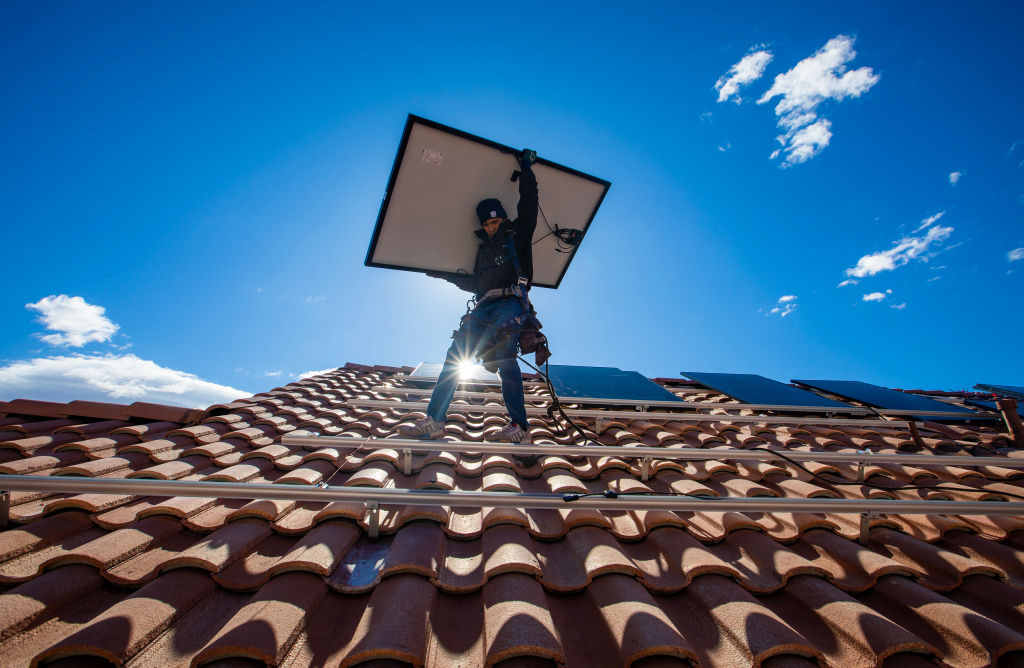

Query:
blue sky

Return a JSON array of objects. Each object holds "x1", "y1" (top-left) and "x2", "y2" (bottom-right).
[{"x1": 2, "y1": 1, "x2": 1023, "y2": 407}]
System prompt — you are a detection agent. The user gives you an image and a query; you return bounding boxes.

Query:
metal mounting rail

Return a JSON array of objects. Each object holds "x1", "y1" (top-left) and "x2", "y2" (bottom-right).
[
  {"x1": 281, "y1": 434, "x2": 1024, "y2": 479},
  {"x1": 370, "y1": 387, "x2": 989, "y2": 418},
  {"x1": 344, "y1": 399, "x2": 913, "y2": 429},
  {"x1": 384, "y1": 375, "x2": 710, "y2": 395},
  {"x1": 3, "y1": 475, "x2": 1022, "y2": 540},
  {"x1": 385, "y1": 374, "x2": 544, "y2": 388},
  {"x1": 368, "y1": 386, "x2": 879, "y2": 416}
]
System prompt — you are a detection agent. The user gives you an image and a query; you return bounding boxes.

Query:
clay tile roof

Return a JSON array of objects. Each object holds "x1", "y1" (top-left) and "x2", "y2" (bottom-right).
[{"x1": 1, "y1": 363, "x2": 1023, "y2": 666}]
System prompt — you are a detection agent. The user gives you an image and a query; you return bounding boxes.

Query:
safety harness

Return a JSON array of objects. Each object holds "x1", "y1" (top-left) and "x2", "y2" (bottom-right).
[{"x1": 461, "y1": 227, "x2": 550, "y2": 370}]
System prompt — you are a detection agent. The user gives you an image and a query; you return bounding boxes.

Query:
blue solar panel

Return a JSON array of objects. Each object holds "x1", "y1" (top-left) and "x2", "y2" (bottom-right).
[
  {"x1": 975, "y1": 384, "x2": 1024, "y2": 400},
  {"x1": 546, "y1": 365, "x2": 683, "y2": 402},
  {"x1": 680, "y1": 371, "x2": 852, "y2": 409},
  {"x1": 966, "y1": 399, "x2": 1024, "y2": 417},
  {"x1": 410, "y1": 362, "x2": 498, "y2": 384},
  {"x1": 792, "y1": 379, "x2": 977, "y2": 416}
]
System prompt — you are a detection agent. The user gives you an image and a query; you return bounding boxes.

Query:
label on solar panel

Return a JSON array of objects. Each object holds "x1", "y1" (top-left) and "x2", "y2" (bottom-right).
[
  {"x1": 546, "y1": 365, "x2": 683, "y2": 402},
  {"x1": 793, "y1": 379, "x2": 977, "y2": 416},
  {"x1": 681, "y1": 371, "x2": 852, "y2": 408}
]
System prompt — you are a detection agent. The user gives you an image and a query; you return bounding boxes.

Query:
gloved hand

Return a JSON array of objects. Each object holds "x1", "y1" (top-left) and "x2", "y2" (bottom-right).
[{"x1": 517, "y1": 148, "x2": 537, "y2": 166}]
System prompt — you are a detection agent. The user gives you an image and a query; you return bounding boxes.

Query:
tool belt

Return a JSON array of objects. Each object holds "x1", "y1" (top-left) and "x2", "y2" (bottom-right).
[{"x1": 478, "y1": 284, "x2": 527, "y2": 303}]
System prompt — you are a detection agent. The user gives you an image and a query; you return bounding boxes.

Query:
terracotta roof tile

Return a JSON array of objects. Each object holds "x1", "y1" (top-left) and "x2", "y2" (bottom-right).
[
  {"x1": 2, "y1": 367, "x2": 1024, "y2": 665},
  {"x1": 0, "y1": 564, "x2": 104, "y2": 642},
  {"x1": 194, "y1": 571, "x2": 328, "y2": 665},
  {"x1": 34, "y1": 568, "x2": 215, "y2": 665},
  {"x1": 483, "y1": 572, "x2": 563, "y2": 665}
]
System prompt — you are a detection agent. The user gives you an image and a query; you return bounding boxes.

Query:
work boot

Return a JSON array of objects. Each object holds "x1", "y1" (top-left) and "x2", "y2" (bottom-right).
[
  {"x1": 400, "y1": 416, "x2": 445, "y2": 440},
  {"x1": 490, "y1": 422, "x2": 533, "y2": 444},
  {"x1": 490, "y1": 422, "x2": 538, "y2": 467}
]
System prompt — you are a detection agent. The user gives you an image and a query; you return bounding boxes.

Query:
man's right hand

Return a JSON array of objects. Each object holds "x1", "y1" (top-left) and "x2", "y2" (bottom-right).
[{"x1": 517, "y1": 149, "x2": 537, "y2": 166}]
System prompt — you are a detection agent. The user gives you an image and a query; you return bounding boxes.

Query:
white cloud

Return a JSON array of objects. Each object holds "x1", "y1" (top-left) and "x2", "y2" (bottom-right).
[
  {"x1": 862, "y1": 292, "x2": 888, "y2": 302},
  {"x1": 265, "y1": 370, "x2": 284, "y2": 377},
  {"x1": 778, "y1": 118, "x2": 833, "y2": 164},
  {"x1": 837, "y1": 278, "x2": 858, "y2": 287},
  {"x1": 948, "y1": 171, "x2": 962, "y2": 185},
  {"x1": 757, "y1": 35, "x2": 879, "y2": 165},
  {"x1": 1008, "y1": 248, "x2": 1024, "y2": 262},
  {"x1": 891, "y1": 302, "x2": 907, "y2": 310},
  {"x1": 766, "y1": 295, "x2": 797, "y2": 317},
  {"x1": 914, "y1": 211, "x2": 945, "y2": 232},
  {"x1": 0, "y1": 353, "x2": 248, "y2": 409},
  {"x1": 845, "y1": 223, "x2": 955, "y2": 278},
  {"x1": 305, "y1": 296, "x2": 326, "y2": 304},
  {"x1": 297, "y1": 368, "x2": 336, "y2": 380},
  {"x1": 26, "y1": 295, "x2": 119, "y2": 347},
  {"x1": 715, "y1": 49, "x2": 773, "y2": 103}
]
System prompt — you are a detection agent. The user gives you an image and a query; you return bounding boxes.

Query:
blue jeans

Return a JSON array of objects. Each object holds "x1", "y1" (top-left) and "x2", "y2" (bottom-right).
[{"x1": 427, "y1": 297, "x2": 528, "y2": 428}]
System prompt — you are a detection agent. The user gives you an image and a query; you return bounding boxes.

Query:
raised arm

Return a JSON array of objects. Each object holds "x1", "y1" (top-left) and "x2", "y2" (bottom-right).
[{"x1": 515, "y1": 150, "x2": 538, "y2": 240}]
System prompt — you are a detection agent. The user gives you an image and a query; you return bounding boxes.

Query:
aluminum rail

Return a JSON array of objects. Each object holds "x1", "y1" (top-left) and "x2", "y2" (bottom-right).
[
  {"x1": 373, "y1": 386, "x2": 987, "y2": 418},
  {"x1": 385, "y1": 375, "x2": 710, "y2": 395},
  {"x1": 4, "y1": 474, "x2": 1022, "y2": 513},
  {"x1": 281, "y1": 434, "x2": 1024, "y2": 472},
  {"x1": 344, "y1": 399, "x2": 912, "y2": 429},
  {"x1": 3, "y1": 475, "x2": 1022, "y2": 539},
  {"x1": 368, "y1": 386, "x2": 876, "y2": 416}
]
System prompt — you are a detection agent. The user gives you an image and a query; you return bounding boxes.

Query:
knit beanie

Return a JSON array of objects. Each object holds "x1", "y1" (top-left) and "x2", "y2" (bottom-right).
[{"x1": 476, "y1": 198, "x2": 507, "y2": 224}]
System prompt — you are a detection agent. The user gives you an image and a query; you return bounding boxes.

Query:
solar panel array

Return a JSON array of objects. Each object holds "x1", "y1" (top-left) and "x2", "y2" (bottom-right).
[
  {"x1": 976, "y1": 384, "x2": 1024, "y2": 400},
  {"x1": 546, "y1": 365, "x2": 684, "y2": 402},
  {"x1": 680, "y1": 371, "x2": 852, "y2": 409},
  {"x1": 409, "y1": 362, "x2": 499, "y2": 384},
  {"x1": 792, "y1": 379, "x2": 978, "y2": 416}
]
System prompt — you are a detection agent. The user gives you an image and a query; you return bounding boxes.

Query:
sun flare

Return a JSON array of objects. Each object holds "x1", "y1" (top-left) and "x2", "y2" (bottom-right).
[{"x1": 458, "y1": 360, "x2": 481, "y2": 378}]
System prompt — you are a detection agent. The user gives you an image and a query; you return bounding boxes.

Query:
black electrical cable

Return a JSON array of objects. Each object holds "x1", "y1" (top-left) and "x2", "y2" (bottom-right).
[
  {"x1": 531, "y1": 202, "x2": 582, "y2": 253},
  {"x1": 515, "y1": 353, "x2": 596, "y2": 446}
]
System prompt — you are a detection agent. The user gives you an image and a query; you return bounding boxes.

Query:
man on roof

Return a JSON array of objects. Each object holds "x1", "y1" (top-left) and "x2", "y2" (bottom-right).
[{"x1": 403, "y1": 149, "x2": 540, "y2": 465}]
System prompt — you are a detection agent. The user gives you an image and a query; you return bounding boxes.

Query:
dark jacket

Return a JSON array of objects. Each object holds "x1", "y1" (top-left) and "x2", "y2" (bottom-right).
[{"x1": 449, "y1": 160, "x2": 538, "y2": 298}]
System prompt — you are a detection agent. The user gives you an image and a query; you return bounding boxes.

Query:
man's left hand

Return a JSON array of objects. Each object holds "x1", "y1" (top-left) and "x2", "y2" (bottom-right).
[{"x1": 518, "y1": 149, "x2": 537, "y2": 166}]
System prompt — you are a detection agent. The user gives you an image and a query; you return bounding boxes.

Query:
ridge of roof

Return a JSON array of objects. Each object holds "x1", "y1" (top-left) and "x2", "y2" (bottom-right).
[{"x1": 0, "y1": 398, "x2": 205, "y2": 424}]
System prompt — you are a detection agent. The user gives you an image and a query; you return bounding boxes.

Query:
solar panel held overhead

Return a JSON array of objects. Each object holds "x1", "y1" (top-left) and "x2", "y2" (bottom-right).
[{"x1": 366, "y1": 115, "x2": 610, "y2": 289}]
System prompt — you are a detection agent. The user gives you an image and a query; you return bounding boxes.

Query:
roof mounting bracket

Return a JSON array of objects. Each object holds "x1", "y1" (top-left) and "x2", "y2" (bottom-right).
[
  {"x1": 859, "y1": 510, "x2": 879, "y2": 545},
  {"x1": 0, "y1": 491, "x2": 8, "y2": 529},
  {"x1": 640, "y1": 457, "x2": 652, "y2": 482},
  {"x1": 366, "y1": 500, "x2": 380, "y2": 539},
  {"x1": 402, "y1": 448, "x2": 413, "y2": 476},
  {"x1": 907, "y1": 421, "x2": 927, "y2": 450},
  {"x1": 856, "y1": 450, "x2": 870, "y2": 483}
]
